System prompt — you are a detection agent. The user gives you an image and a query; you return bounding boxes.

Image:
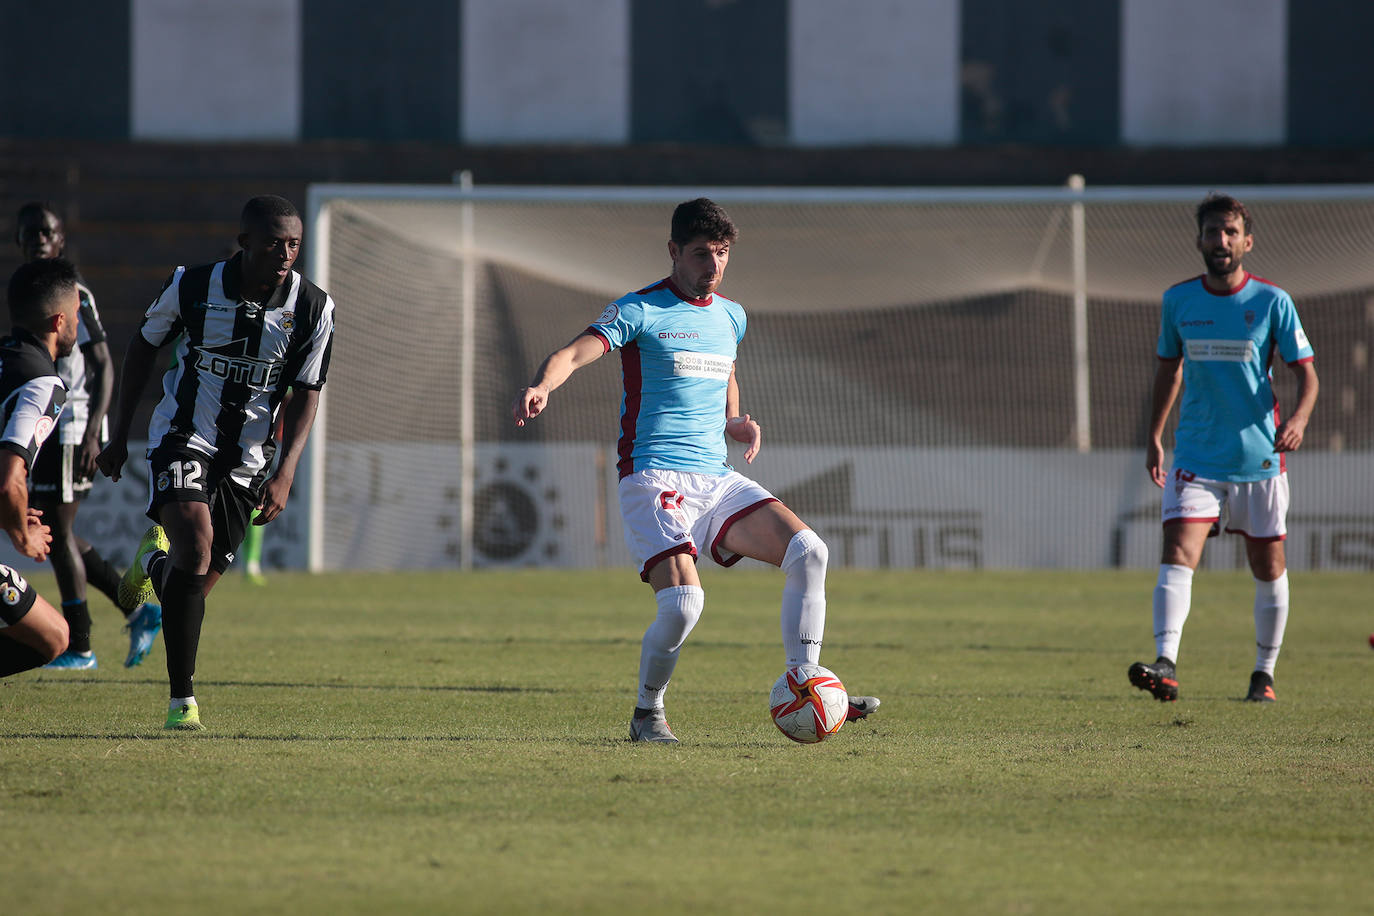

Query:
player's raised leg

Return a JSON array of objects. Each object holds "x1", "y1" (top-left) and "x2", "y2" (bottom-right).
[{"x1": 720, "y1": 500, "x2": 880, "y2": 722}]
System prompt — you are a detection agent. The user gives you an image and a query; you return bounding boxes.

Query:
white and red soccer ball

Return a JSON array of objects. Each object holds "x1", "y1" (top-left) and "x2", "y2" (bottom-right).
[{"x1": 769, "y1": 664, "x2": 848, "y2": 744}]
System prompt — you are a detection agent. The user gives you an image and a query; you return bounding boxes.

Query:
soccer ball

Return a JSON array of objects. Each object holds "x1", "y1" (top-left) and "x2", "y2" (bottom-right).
[{"x1": 769, "y1": 664, "x2": 848, "y2": 744}]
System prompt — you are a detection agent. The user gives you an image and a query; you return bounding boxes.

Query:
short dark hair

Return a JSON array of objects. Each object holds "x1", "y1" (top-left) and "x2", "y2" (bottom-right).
[
  {"x1": 1195, "y1": 193, "x2": 1252, "y2": 235},
  {"x1": 671, "y1": 198, "x2": 738, "y2": 246},
  {"x1": 16, "y1": 201, "x2": 58, "y2": 227},
  {"x1": 8, "y1": 257, "x2": 78, "y2": 330},
  {"x1": 240, "y1": 195, "x2": 300, "y2": 234}
]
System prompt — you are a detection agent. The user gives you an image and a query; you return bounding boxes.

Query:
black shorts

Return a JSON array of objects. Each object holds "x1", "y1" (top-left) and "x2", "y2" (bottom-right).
[
  {"x1": 29, "y1": 440, "x2": 94, "y2": 505},
  {"x1": 147, "y1": 444, "x2": 260, "y2": 575},
  {"x1": 0, "y1": 564, "x2": 39, "y2": 628}
]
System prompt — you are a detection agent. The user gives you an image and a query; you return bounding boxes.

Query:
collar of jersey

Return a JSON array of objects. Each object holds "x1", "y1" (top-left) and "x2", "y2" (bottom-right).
[
  {"x1": 1200, "y1": 271, "x2": 1252, "y2": 297},
  {"x1": 664, "y1": 277, "x2": 713, "y2": 307}
]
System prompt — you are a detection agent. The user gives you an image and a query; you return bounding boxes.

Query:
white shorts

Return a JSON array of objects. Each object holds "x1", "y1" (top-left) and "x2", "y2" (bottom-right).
[
  {"x1": 618, "y1": 469, "x2": 778, "y2": 581},
  {"x1": 1161, "y1": 468, "x2": 1289, "y2": 542}
]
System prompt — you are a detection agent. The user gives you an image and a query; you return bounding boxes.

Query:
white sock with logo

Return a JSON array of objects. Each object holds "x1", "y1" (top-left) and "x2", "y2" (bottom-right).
[
  {"x1": 1253, "y1": 572, "x2": 1289, "y2": 676},
  {"x1": 781, "y1": 530, "x2": 828, "y2": 666},
  {"x1": 1153, "y1": 564, "x2": 1194, "y2": 663},
  {"x1": 636, "y1": 585, "x2": 704, "y2": 710}
]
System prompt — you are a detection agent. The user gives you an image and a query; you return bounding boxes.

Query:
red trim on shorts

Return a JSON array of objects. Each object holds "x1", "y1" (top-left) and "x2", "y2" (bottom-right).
[
  {"x1": 709, "y1": 497, "x2": 779, "y2": 567},
  {"x1": 1223, "y1": 527, "x2": 1286, "y2": 543},
  {"x1": 640, "y1": 543, "x2": 696, "y2": 583}
]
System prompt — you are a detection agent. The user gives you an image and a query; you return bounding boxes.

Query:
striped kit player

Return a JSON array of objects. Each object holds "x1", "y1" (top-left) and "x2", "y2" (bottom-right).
[
  {"x1": 97, "y1": 195, "x2": 333, "y2": 730},
  {"x1": 0, "y1": 325, "x2": 68, "y2": 632},
  {"x1": 142, "y1": 258, "x2": 333, "y2": 504},
  {"x1": 0, "y1": 258, "x2": 82, "y2": 677},
  {"x1": 30, "y1": 280, "x2": 107, "y2": 503}
]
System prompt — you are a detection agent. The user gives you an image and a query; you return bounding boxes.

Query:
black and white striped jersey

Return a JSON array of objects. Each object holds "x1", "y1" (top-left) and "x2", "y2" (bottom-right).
[
  {"x1": 141, "y1": 254, "x2": 335, "y2": 489},
  {"x1": 0, "y1": 327, "x2": 67, "y2": 470},
  {"x1": 54, "y1": 281, "x2": 108, "y2": 444}
]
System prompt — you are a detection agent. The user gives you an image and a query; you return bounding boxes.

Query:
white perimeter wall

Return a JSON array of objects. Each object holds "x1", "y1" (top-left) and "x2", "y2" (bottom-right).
[
  {"x1": 320, "y1": 444, "x2": 1374, "y2": 573},
  {"x1": 15, "y1": 444, "x2": 1366, "y2": 574}
]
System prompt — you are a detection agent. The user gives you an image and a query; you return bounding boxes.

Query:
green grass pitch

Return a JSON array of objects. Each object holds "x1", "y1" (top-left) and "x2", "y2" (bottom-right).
[{"x1": 2, "y1": 568, "x2": 1370, "y2": 914}]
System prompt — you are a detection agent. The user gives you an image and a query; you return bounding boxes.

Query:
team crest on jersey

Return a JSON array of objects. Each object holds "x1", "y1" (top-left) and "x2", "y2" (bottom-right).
[
  {"x1": 1, "y1": 583, "x2": 20, "y2": 605},
  {"x1": 594, "y1": 303, "x2": 619, "y2": 325},
  {"x1": 1244, "y1": 310, "x2": 1255, "y2": 326},
  {"x1": 156, "y1": 471, "x2": 171, "y2": 491},
  {"x1": 281, "y1": 311, "x2": 295, "y2": 331},
  {"x1": 33, "y1": 415, "x2": 54, "y2": 448}
]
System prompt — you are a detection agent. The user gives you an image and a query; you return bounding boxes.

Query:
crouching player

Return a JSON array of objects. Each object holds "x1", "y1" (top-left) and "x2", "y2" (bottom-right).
[{"x1": 0, "y1": 259, "x2": 81, "y2": 676}]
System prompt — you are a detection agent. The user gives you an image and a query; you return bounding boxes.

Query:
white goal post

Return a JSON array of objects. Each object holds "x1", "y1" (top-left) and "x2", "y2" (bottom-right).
[{"x1": 300, "y1": 182, "x2": 1374, "y2": 573}]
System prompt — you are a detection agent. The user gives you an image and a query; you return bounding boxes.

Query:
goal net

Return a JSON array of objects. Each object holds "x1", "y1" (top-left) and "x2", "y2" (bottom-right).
[{"x1": 304, "y1": 184, "x2": 1374, "y2": 572}]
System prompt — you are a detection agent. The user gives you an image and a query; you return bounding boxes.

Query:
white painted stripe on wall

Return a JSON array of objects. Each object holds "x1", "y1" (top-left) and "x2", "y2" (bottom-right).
[
  {"x1": 462, "y1": 0, "x2": 630, "y2": 144},
  {"x1": 1121, "y1": 0, "x2": 1287, "y2": 146},
  {"x1": 131, "y1": 0, "x2": 301, "y2": 140},
  {"x1": 789, "y1": 0, "x2": 959, "y2": 145}
]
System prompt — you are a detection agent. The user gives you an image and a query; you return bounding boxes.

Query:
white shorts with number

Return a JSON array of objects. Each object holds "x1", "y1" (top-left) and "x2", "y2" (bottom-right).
[
  {"x1": 618, "y1": 469, "x2": 779, "y2": 581},
  {"x1": 1162, "y1": 467, "x2": 1289, "y2": 542}
]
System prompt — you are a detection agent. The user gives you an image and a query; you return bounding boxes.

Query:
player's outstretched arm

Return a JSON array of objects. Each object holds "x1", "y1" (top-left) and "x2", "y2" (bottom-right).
[
  {"x1": 96, "y1": 332, "x2": 162, "y2": 482},
  {"x1": 1275, "y1": 360, "x2": 1319, "y2": 452},
  {"x1": 513, "y1": 332, "x2": 606, "y2": 427},
  {"x1": 256, "y1": 387, "x2": 320, "y2": 525},
  {"x1": 0, "y1": 452, "x2": 49, "y2": 561},
  {"x1": 1145, "y1": 357, "x2": 1182, "y2": 488}
]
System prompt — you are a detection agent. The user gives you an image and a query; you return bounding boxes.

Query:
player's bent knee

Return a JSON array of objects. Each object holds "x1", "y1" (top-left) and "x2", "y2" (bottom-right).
[
  {"x1": 24, "y1": 603, "x2": 70, "y2": 661},
  {"x1": 782, "y1": 529, "x2": 828, "y2": 583}
]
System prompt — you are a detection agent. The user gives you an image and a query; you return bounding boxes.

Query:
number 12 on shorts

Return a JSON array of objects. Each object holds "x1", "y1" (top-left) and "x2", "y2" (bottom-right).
[{"x1": 157, "y1": 459, "x2": 205, "y2": 492}]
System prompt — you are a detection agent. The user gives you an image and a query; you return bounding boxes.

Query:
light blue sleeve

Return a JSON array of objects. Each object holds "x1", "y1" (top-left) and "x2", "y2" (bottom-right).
[
  {"x1": 1272, "y1": 292, "x2": 1314, "y2": 364},
  {"x1": 1156, "y1": 292, "x2": 1181, "y2": 359},
  {"x1": 729, "y1": 300, "x2": 746, "y2": 343},
  {"x1": 587, "y1": 298, "x2": 645, "y2": 351}
]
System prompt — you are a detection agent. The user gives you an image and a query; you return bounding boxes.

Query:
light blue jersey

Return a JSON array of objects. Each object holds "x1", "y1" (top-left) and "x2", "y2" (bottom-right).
[
  {"x1": 586, "y1": 278, "x2": 746, "y2": 478},
  {"x1": 1157, "y1": 273, "x2": 1314, "y2": 481}
]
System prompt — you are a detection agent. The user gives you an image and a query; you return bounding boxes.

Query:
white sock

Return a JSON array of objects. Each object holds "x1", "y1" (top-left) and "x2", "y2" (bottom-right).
[
  {"x1": 636, "y1": 585, "x2": 704, "y2": 710},
  {"x1": 169, "y1": 696, "x2": 196, "y2": 710},
  {"x1": 1153, "y1": 564, "x2": 1194, "y2": 663},
  {"x1": 1254, "y1": 572, "x2": 1289, "y2": 676},
  {"x1": 781, "y1": 530, "x2": 827, "y2": 666}
]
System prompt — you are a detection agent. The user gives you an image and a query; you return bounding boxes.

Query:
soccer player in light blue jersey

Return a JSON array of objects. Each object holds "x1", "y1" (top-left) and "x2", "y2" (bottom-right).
[
  {"x1": 514, "y1": 199, "x2": 880, "y2": 743},
  {"x1": 1130, "y1": 194, "x2": 1318, "y2": 704}
]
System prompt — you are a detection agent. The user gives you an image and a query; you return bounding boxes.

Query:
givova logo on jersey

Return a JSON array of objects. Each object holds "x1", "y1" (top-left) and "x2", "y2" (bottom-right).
[{"x1": 193, "y1": 338, "x2": 283, "y2": 388}]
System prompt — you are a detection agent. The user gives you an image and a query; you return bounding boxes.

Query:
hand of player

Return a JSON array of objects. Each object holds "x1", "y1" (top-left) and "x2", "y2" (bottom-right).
[
  {"x1": 11, "y1": 508, "x2": 51, "y2": 562},
  {"x1": 76, "y1": 434, "x2": 101, "y2": 481},
  {"x1": 726, "y1": 414, "x2": 762, "y2": 464},
  {"x1": 256, "y1": 472, "x2": 293, "y2": 525},
  {"x1": 513, "y1": 387, "x2": 549, "y2": 427},
  {"x1": 96, "y1": 439, "x2": 128, "y2": 482},
  {"x1": 1145, "y1": 440, "x2": 1167, "y2": 488},
  {"x1": 1274, "y1": 416, "x2": 1308, "y2": 452}
]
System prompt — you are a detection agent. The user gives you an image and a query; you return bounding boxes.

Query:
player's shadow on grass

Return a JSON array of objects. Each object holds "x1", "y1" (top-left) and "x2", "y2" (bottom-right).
[
  {"x1": 27, "y1": 676, "x2": 560, "y2": 693},
  {"x1": 2, "y1": 732, "x2": 500, "y2": 742}
]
